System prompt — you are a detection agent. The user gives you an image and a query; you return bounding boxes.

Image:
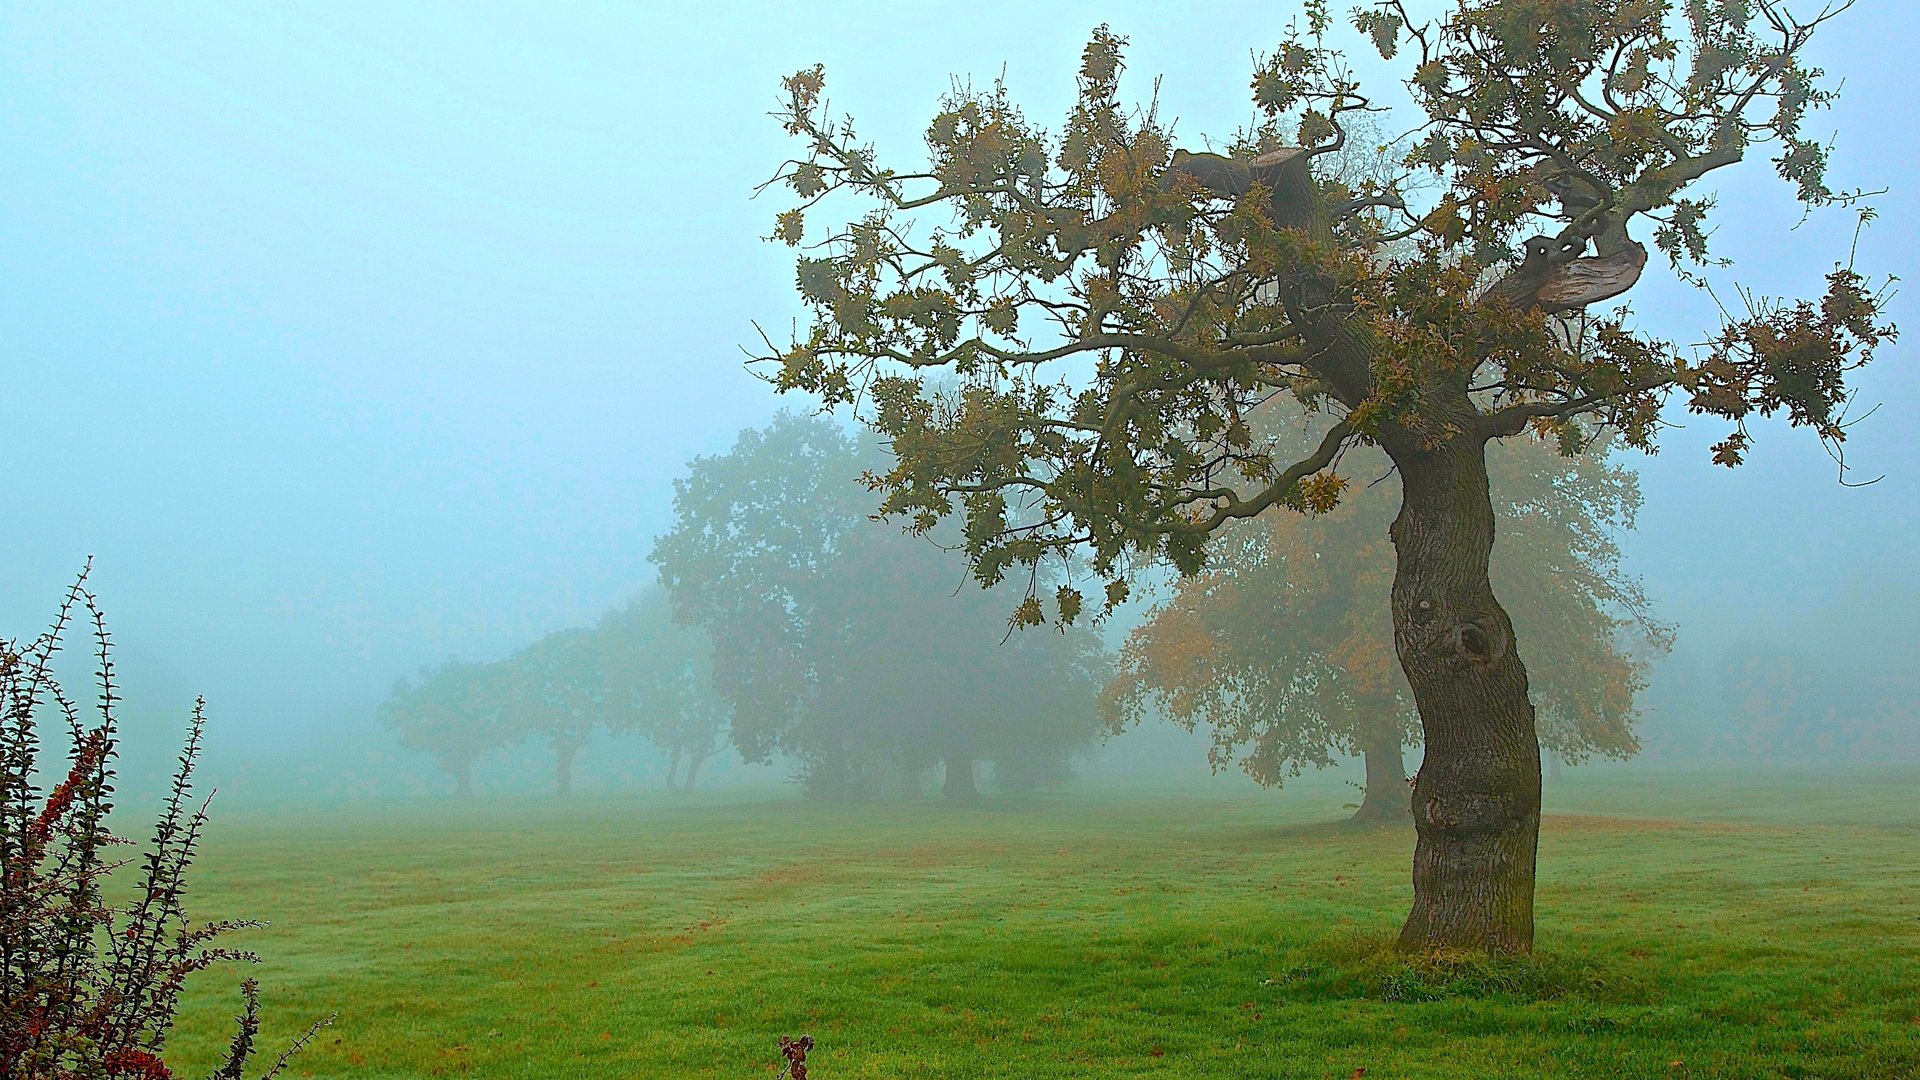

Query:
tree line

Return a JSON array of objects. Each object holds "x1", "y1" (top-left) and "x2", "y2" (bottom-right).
[
  {"x1": 382, "y1": 412, "x2": 1110, "y2": 801},
  {"x1": 387, "y1": 407, "x2": 1666, "y2": 813},
  {"x1": 378, "y1": 593, "x2": 728, "y2": 798}
]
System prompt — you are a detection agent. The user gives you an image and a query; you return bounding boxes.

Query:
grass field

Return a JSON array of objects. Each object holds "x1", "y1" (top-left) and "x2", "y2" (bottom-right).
[{"x1": 160, "y1": 768, "x2": 1920, "y2": 1079}]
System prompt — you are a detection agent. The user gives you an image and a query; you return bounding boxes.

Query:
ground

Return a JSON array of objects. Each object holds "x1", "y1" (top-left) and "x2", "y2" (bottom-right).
[{"x1": 164, "y1": 768, "x2": 1920, "y2": 1079}]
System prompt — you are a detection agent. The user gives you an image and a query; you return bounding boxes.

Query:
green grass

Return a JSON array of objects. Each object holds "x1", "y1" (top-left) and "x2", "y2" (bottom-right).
[{"x1": 161, "y1": 768, "x2": 1920, "y2": 1078}]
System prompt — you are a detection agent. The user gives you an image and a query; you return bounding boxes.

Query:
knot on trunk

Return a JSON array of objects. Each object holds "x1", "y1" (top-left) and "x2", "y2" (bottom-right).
[
  {"x1": 1412, "y1": 784, "x2": 1539, "y2": 840},
  {"x1": 1422, "y1": 796, "x2": 1459, "y2": 829},
  {"x1": 1451, "y1": 617, "x2": 1505, "y2": 665}
]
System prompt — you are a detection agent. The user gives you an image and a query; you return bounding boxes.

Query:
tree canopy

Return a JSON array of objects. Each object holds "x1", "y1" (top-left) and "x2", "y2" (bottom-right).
[{"x1": 379, "y1": 600, "x2": 731, "y2": 797}]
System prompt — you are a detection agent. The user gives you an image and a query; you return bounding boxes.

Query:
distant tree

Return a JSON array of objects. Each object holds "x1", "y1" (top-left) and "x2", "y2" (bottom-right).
[
  {"x1": 1107, "y1": 423, "x2": 1666, "y2": 823},
  {"x1": 594, "y1": 591, "x2": 730, "y2": 792},
  {"x1": 379, "y1": 658, "x2": 516, "y2": 798},
  {"x1": 508, "y1": 629, "x2": 611, "y2": 797},
  {"x1": 835, "y1": 518, "x2": 1110, "y2": 801},
  {"x1": 653, "y1": 412, "x2": 1107, "y2": 801},
  {"x1": 1712, "y1": 638, "x2": 1812, "y2": 757},
  {"x1": 983, "y1": 626, "x2": 1110, "y2": 794},
  {"x1": 757, "y1": 3, "x2": 1891, "y2": 952},
  {"x1": 652, "y1": 412, "x2": 875, "y2": 800}
]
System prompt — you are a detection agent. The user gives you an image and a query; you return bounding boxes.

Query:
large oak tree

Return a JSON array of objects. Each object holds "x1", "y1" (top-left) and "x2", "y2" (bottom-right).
[{"x1": 756, "y1": 0, "x2": 1892, "y2": 951}]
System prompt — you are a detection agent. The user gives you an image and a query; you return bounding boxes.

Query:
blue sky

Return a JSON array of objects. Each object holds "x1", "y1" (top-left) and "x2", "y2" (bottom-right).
[{"x1": 2, "y1": 2, "x2": 1913, "y2": 754}]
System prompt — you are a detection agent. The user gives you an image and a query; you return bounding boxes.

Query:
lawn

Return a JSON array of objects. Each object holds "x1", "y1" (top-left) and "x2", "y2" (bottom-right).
[{"x1": 163, "y1": 768, "x2": 1920, "y2": 1079}]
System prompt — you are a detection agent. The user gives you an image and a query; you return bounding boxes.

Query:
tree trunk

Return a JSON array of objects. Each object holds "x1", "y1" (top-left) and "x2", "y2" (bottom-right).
[
  {"x1": 1385, "y1": 436, "x2": 1541, "y2": 955},
  {"x1": 555, "y1": 741, "x2": 582, "y2": 798},
  {"x1": 942, "y1": 752, "x2": 979, "y2": 802},
  {"x1": 1350, "y1": 731, "x2": 1409, "y2": 826},
  {"x1": 811, "y1": 721, "x2": 849, "y2": 803},
  {"x1": 684, "y1": 749, "x2": 709, "y2": 792},
  {"x1": 665, "y1": 747, "x2": 683, "y2": 793}
]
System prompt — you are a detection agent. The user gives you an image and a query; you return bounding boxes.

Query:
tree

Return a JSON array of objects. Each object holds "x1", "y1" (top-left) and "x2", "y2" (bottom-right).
[
  {"x1": 834, "y1": 516, "x2": 1110, "y2": 801},
  {"x1": 652, "y1": 412, "x2": 1107, "y2": 802},
  {"x1": 652, "y1": 412, "x2": 878, "y2": 800},
  {"x1": 593, "y1": 592, "x2": 731, "y2": 792},
  {"x1": 380, "y1": 658, "x2": 516, "y2": 798},
  {"x1": 507, "y1": 629, "x2": 610, "y2": 798},
  {"x1": 756, "y1": 2, "x2": 1892, "y2": 952},
  {"x1": 1106, "y1": 423, "x2": 1667, "y2": 824},
  {"x1": 982, "y1": 625, "x2": 1110, "y2": 794}
]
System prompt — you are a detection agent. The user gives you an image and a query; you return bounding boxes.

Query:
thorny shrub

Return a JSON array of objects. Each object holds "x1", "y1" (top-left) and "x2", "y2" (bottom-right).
[{"x1": 1, "y1": 565, "x2": 330, "y2": 1079}]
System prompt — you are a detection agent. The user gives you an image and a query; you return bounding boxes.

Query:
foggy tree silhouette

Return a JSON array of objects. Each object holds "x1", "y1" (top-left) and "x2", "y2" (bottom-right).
[{"x1": 652, "y1": 412, "x2": 1106, "y2": 802}]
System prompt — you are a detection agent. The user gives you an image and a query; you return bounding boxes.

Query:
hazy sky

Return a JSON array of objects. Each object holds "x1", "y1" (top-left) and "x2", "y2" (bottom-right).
[{"x1": 3, "y1": 3, "x2": 1913, "y2": 753}]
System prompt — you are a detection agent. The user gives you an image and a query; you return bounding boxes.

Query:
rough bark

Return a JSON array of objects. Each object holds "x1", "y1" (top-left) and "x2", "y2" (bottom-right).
[
  {"x1": 1384, "y1": 434, "x2": 1542, "y2": 955},
  {"x1": 1350, "y1": 732, "x2": 1410, "y2": 826},
  {"x1": 942, "y1": 752, "x2": 979, "y2": 802},
  {"x1": 555, "y1": 741, "x2": 582, "y2": 798},
  {"x1": 665, "y1": 747, "x2": 683, "y2": 793}
]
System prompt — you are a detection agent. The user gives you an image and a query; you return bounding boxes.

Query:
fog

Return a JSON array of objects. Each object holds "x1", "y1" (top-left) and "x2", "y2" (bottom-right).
[{"x1": 4, "y1": 2, "x2": 1915, "y2": 806}]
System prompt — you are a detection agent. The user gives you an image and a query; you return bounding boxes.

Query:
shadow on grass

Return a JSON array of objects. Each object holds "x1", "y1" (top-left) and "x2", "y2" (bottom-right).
[{"x1": 1267, "y1": 933, "x2": 1655, "y2": 1006}]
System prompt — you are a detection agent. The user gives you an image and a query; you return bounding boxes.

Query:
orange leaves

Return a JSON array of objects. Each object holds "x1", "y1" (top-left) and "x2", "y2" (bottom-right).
[
  {"x1": 1296, "y1": 473, "x2": 1348, "y2": 514},
  {"x1": 780, "y1": 65, "x2": 826, "y2": 131},
  {"x1": 1687, "y1": 262, "x2": 1897, "y2": 458}
]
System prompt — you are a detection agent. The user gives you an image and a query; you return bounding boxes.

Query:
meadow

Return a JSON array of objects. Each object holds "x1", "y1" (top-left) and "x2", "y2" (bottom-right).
[{"x1": 163, "y1": 768, "x2": 1920, "y2": 1079}]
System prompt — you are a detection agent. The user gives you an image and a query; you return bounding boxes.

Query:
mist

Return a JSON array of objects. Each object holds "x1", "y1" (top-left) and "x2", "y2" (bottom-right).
[
  {"x1": 5, "y1": 4, "x2": 1918, "y2": 1073},
  {"x1": 3, "y1": 3, "x2": 1911, "y2": 808}
]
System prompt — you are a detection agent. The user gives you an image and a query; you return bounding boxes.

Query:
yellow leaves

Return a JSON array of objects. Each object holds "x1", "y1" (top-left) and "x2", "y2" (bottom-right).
[
  {"x1": 980, "y1": 299, "x2": 1019, "y2": 337},
  {"x1": 1412, "y1": 60, "x2": 1449, "y2": 95},
  {"x1": 1056, "y1": 586, "x2": 1083, "y2": 625},
  {"x1": 1296, "y1": 109, "x2": 1336, "y2": 148},
  {"x1": 1078, "y1": 26, "x2": 1128, "y2": 91},
  {"x1": 772, "y1": 209, "x2": 804, "y2": 247},
  {"x1": 1612, "y1": 47, "x2": 1652, "y2": 97},
  {"x1": 1420, "y1": 195, "x2": 1467, "y2": 247},
  {"x1": 788, "y1": 162, "x2": 826, "y2": 199},
  {"x1": 1011, "y1": 595, "x2": 1047, "y2": 629},
  {"x1": 1297, "y1": 473, "x2": 1348, "y2": 514},
  {"x1": 1353, "y1": 7, "x2": 1400, "y2": 60}
]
